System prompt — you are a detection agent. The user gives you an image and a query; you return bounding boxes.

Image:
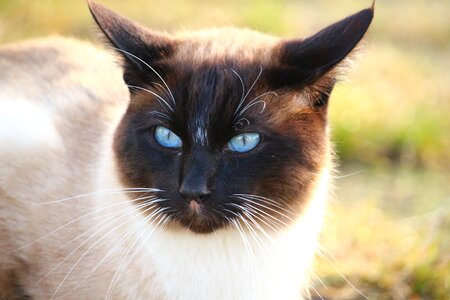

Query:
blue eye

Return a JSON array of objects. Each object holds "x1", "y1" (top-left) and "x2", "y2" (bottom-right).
[
  {"x1": 154, "y1": 126, "x2": 182, "y2": 149},
  {"x1": 228, "y1": 133, "x2": 261, "y2": 153}
]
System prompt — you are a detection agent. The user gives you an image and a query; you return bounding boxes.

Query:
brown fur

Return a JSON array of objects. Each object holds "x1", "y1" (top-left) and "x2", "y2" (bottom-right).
[
  {"x1": 0, "y1": 37, "x2": 133, "y2": 299},
  {"x1": 0, "y1": 2, "x2": 372, "y2": 298}
]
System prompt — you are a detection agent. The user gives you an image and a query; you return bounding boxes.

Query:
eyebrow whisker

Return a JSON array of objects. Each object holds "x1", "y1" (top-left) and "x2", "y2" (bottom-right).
[
  {"x1": 112, "y1": 47, "x2": 176, "y2": 105},
  {"x1": 127, "y1": 84, "x2": 174, "y2": 113}
]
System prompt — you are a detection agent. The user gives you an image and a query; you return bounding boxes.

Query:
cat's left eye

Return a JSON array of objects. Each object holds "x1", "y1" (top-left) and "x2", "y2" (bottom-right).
[
  {"x1": 227, "y1": 133, "x2": 261, "y2": 153},
  {"x1": 154, "y1": 126, "x2": 182, "y2": 149}
]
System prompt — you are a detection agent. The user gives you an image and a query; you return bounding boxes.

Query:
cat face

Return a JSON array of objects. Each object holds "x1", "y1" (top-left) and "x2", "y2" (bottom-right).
[
  {"x1": 113, "y1": 62, "x2": 327, "y2": 233},
  {"x1": 88, "y1": 1, "x2": 373, "y2": 233}
]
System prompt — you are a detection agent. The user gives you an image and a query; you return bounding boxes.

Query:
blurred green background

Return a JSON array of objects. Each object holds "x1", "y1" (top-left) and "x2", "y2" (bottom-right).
[{"x1": 1, "y1": 0, "x2": 448, "y2": 299}]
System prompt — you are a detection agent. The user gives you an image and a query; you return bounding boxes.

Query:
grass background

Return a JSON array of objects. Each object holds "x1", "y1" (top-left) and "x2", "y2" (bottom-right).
[{"x1": 1, "y1": 0, "x2": 448, "y2": 299}]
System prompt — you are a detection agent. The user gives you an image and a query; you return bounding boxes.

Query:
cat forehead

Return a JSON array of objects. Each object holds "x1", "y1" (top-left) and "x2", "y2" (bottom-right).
[{"x1": 173, "y1": 27, "x2": 279, "y2": 63}]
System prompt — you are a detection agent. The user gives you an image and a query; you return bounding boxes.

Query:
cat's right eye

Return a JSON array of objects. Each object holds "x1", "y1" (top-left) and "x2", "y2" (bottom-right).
[
  {"x1": 154, "y1": 126, "x2": 182, "y2": 149},
  {"x1": 227, "y1": 133, "x2": 261, "y2": 153}
]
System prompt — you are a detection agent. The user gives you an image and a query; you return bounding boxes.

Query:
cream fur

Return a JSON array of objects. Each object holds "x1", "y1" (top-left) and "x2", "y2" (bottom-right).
[{"x1": 0, "y1": 36, "x2": 329, "y2": 299}]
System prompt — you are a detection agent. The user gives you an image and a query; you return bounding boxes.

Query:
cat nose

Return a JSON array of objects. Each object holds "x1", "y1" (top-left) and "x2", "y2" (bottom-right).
[
  {"x1": 179, "y1": 149, "x2": 215, "y2": 201},
  {"x1": 178, "y1": 180, "x2": 211, "y2": 201}
]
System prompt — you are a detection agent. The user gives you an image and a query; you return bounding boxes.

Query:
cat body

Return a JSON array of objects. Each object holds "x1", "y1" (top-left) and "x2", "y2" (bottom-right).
[
  {"x1": 0, "y1": 37, "x2": 129, "y2": 299},
  {"x1": 0, "y1": 2, "x2": 373, "y2": 299},
  {"x1": 0, "y1": 34, "x2": 326, "y2": 300}
]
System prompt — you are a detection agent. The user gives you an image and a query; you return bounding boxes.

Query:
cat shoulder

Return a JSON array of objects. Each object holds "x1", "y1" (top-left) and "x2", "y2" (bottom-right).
[
  {"x1": 0, "y1": 36, "x2": 127, "y2": 197},
  {"x1": 0, "y1": 36, "x2": 127, "y2": 103}
]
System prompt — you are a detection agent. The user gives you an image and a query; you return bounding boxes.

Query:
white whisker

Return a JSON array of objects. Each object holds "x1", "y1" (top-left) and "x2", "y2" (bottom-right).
[
  {"x1": 225, "y1": 210, "x2": 259, "y2": 262},
  {"x1": 231, "y1": 216, "x2": 258, "y2": 293},
  {"x1": 38, "y1": 188, "x2": 160, "y2": 205},
  {"x1": 63, "y1": 204, "x2": 169, "y2": 298},
  {"x1": 105, "y1": 211, "x2": 170, "y2": 299},
  {"x1": 232, "y1": 66, "x2": 263, "y2": 118},
  {"x1": 234, "y1": 195, "x2": 294, "y2": 223},
  {"x1": 127, "y1": 215, "x2": 171, "y2": 296},
  {"x1": 224, "y1": 202, "x2": 283, "y2": 233},
  {"x1": 112, "y1": 47, "x2": 176, "y2": 104},
  {"x1": 241, "y1": 208, "x2": 276, "y2": 244},
  {"x1": 127, "y1": 84, "x2": 174, "y2": 113},
  {"x1": 49, "y1": 203, "x2": 157, "y2": 299},
  {"x1": 239, "y1": 210, "x2": 269, "y2": 258},
  {"x1": 318, "y1": 248, "x2": 368, "y2": 299},
  {"x1": 309, "y1": 269, "x2": 328, "y2": 290},
  {"x1": 58, "y1": 197, "x2": 156, "y2": 250},
  {"x1": 236, "y1": 92, "x2": 277, "y2": 118},
  {"x1": 226, "y1": 202, "x2": 282, "y2": 240},
  {"x1": 231, "y1": 69, "x2": 245, "y2": 112},
  {"x1": 244, "y1": 206, "x2": 284, "y2": 235},
  {"x1": 233, "y1": 117, "x2": 251, "y2": 130},
  {"x1": 310, "y1": 285, "x2": 325, "y2": 300},
  {"x1": 12, "y1": 195, "x2": 158, "y2": 253},
  {"x1": 234, "y1": 193, "x2": 296, "y2": 216},
  {"x1": 38, "y1": 200, "x2": 153, "y2": 284},
  {"x1": 243, "y1": 202, "x2": 289, "y2": 227},
  {"x1": 151, "y1": 81, "x2": 175, "y2": 106},
  {"x1": 332, "y1": 169, "x2": 365, "y2": 179},
  {"x1": 147, "y1": 110, "x2": 172, "y2": 121}
]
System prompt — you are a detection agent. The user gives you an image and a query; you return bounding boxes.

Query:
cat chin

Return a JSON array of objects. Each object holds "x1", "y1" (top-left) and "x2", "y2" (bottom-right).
[
  {"x1": 166, "y1": 213, "x2": 227, "y2": 234},
  {"x1": 170, "y1": 220, "x2": 224, "y2": 234}
]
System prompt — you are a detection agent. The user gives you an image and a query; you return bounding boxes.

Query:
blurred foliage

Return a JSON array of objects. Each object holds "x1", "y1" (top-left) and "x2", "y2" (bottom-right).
[
  {"x1": 1, "y1": 0, "x2": 448, "y2": 299},
  {"x1": 315, "y1": 167, "x2": 449, "y2": 299},
  {"x1": 0, "y1": 0, "x2": 448, "y2": 170}
]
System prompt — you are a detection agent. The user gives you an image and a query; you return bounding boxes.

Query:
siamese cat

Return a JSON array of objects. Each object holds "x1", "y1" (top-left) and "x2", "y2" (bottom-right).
[{"x1": 0, "y1": 1, "x2": 373, "y2": 299}]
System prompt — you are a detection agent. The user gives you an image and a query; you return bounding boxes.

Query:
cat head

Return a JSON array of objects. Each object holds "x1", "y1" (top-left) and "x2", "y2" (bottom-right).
[{"x1": 88, "y1": 1, "x2": 373, "y2": 233}]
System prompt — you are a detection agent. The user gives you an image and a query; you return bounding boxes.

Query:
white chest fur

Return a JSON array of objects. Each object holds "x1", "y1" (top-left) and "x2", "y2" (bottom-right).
[{"x1": 102, "y1": 169, "x2": 330, "y2": 300}]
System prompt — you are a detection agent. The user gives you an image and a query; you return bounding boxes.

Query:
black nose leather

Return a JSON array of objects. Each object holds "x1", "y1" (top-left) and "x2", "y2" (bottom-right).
[
  {"x1": 178, "y1": 180, "x2": 211, "y2": 200},
  {"x1": 179, "y1": 148, "x2": 216, "y2": 201}
]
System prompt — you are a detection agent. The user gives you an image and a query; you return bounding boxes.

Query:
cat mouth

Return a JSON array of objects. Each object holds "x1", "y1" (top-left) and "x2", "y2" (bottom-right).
[{"x1": 172, "y1": 200, "x2": 226, "y2": 234}]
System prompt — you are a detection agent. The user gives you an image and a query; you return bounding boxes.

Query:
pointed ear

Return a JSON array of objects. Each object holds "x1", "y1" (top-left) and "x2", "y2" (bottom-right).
[
  {"x1": 87, "y1": 1, "x2": 176, "y2": 87},
  {"x1": 269, "y1": 6, "x2": 374, "y2": 103}
]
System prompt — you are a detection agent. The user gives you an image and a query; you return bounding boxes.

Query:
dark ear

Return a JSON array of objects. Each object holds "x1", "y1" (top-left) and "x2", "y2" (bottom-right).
[
  {"x1": 87, "y1": 0, "x2": 176, "y2": 88},
  {"x1": 269, "y1": 6, "x2": 374, "y2": 104}
]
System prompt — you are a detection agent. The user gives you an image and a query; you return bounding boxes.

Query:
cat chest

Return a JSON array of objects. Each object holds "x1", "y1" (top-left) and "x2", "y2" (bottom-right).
[{"x1": 139, "y1": 229, "x2": 309, "y2": 300}]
